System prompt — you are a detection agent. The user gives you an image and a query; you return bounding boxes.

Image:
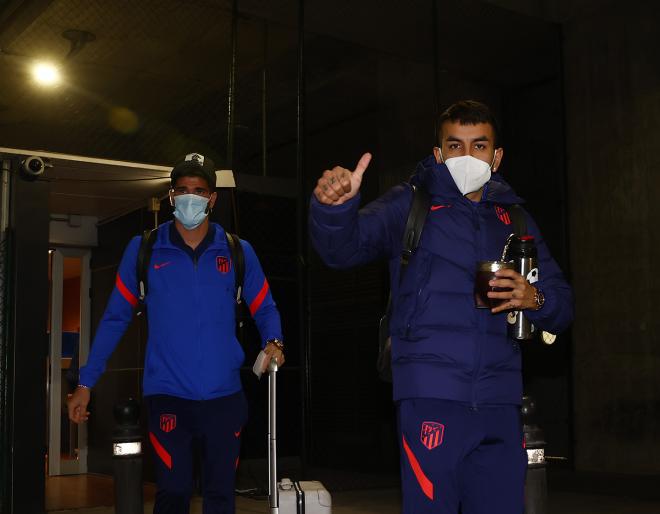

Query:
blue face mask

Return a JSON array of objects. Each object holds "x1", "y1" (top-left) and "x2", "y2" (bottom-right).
[{"x1": 173, "y1": 194, "x2": 210, "y2": 230}]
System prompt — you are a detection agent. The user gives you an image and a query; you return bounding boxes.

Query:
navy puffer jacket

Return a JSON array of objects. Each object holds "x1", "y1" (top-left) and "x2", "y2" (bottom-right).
[{"x1": 309, "y1": 155, "x2": 573, "y2": 405}]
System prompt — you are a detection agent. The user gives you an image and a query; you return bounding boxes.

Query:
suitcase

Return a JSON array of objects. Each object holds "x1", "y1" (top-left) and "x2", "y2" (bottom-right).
[
  {"x1": 265, "y1": 357, "x2": 332, "y2": 513},
  {"x1": 277, "y1": 478, "x2": 332, "y2": 513}
]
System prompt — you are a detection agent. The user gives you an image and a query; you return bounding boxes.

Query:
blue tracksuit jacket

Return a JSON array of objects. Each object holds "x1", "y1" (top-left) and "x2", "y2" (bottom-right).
[
  {"x1": 79, "y1": 221, "x2": 282, "y2": 400},
  {"x1": 309, "y1": 155, "x2": 573, "y2": 405}
]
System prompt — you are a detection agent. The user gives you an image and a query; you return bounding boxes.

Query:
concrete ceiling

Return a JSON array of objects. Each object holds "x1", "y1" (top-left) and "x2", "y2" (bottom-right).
[{"x1": 0, "y1": 0, "x2": 562, "y2": 218}]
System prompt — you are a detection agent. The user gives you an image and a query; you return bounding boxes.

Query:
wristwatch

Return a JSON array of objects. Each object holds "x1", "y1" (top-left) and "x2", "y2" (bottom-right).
[
  {"x1": 533, "y1": 288, "x2": 545, "y2": 310},
  {"x1": 266, "y1": 338, "x2": 284, "y2": 351}
]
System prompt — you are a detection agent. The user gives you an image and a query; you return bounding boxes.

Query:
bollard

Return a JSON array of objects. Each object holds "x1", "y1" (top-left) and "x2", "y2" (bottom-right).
[
  {"x1": 522, "y1": 395, "x2": 547, "y2": 514},
  {"x1": 112, "y1": 398, "x2": 144, "y2": 514}
]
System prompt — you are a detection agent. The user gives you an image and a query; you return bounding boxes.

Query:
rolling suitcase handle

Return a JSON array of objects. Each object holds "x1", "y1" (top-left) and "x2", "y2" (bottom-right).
[
  {"x1": 268, "y1": 358, "x2": 279, "y2": 514},
  {"x1": 264, "y1": 354, "x2": 332, "y2": 514}
]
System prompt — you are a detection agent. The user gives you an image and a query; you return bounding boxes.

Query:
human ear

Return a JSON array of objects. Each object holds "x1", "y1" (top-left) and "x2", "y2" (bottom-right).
[{"x1": 207, "y1": 191, "x2": 218, "y2": 212}]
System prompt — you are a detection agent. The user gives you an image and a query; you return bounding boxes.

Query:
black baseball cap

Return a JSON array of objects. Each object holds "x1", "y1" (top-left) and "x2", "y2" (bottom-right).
[{"x1": 170, "y1": 153, "x2": 216, "y2": 190}]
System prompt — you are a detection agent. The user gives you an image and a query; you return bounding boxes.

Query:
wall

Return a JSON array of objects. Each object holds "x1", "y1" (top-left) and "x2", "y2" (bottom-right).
[{"x1": 562, "y1": 0, "x2": 660, "y2": 474}]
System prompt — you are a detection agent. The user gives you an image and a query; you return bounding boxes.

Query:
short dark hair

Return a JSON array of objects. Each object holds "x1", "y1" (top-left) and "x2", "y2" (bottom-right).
[{"x1": 438, "y1": 100, "x2": 502, "y2": 147}]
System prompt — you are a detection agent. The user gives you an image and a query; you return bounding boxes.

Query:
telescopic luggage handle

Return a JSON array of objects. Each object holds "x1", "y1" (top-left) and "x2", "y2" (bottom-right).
[{"x1": 268, "y1": 358, "x2": 279, "y2": 514}]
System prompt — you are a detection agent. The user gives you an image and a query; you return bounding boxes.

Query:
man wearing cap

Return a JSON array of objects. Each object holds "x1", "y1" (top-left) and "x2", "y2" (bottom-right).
[{"x1": 67, "y1": 153, "x2": 285, "y2": 514}]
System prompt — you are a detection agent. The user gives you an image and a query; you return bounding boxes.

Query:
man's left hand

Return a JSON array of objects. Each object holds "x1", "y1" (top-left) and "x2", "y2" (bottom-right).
[
  {"x1": 260, "y1": 341, "x2": 285, "y2": 373},
  {"x1": 488, "y1": 268, "x2": 538, "y2": 314}
]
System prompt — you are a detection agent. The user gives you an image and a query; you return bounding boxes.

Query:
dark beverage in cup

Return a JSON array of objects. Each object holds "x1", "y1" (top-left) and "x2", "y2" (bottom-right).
[{"x1": 474, "y1": 260, "x2": 515, "y2": 309}]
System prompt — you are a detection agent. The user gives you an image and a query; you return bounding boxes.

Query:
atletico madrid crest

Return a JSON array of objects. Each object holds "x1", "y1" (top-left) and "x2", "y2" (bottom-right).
[
  {"x1": 160, "y1": 414, "x2": 177, "y2": 433},
  {"x1": 420, "y1": 421, "x2": 444, "y2": 450},
  {"x1": 216, "y1": 256, "x2": 231, "y2": 273}
]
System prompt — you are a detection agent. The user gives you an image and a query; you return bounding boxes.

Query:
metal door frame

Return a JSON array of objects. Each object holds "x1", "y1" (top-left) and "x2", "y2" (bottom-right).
[{"x1": 48, "y1": 247, "x2": 90, "y2": 476}]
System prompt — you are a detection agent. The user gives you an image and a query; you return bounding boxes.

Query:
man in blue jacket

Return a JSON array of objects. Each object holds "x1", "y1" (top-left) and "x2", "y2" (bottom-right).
[
  {"x1": 68, "y1": 153, "x2": 285, "y2": 514},
  {"x1": 309, "y1": 100, "x2": 573, "y2": 514}
]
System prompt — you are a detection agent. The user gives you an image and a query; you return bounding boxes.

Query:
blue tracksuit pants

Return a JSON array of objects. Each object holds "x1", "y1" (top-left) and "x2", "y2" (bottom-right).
[
  {"x1": 146, "y1": 391, "x2": 248, "y2": 514},
  {"x1": 397, "y1": 398, "x2": 527, "y2": 514}
]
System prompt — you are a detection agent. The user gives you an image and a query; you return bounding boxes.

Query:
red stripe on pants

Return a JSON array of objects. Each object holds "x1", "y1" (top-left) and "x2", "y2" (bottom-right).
[
  {"x1": 149, "y1": 432, "x2": 172, "y2": 470},
  {"x1": 402, "y1": 435, "x2": 434, "y2": 500}
]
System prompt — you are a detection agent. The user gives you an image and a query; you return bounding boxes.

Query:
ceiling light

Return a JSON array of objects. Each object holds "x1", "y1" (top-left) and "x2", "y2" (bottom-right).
[{"x1": 32, "y1": 62, "x2": 61, "y2": 86}]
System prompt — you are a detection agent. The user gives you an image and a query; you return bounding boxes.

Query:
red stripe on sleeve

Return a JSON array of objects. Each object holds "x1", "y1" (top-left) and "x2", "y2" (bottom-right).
[
  {"x1": 249, "y1": 278, "x2": 270, "y2": 316},
  {"x1": 402, "y1": 435, "x2": 434, "y2": 500},
  {"x1": 115, "y1": 273, "x2": 138, "y2": 307},
  {"x1": 149, "y1": 432, "x2": 172, "y2": 469}
]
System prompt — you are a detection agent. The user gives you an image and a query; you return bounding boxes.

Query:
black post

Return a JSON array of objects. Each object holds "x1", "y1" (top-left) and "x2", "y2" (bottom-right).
[
  {"x1": 296, "y1": 0, "x2": 311, "y2": 477},
  {"x1": 3, "y1": 156, "x2": 50, "y2": 514},
  {"x1": 112, "y1": 398, "x2": 143, "y2": 514},
  {"x1": 522, "y1": 395, "x2": 548, "y2": 514}
]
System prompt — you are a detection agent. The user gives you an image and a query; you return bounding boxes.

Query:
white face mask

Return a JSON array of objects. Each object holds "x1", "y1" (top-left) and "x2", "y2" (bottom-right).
[
  {"x1": 173, "y1": 194, "x2": 210, "y2": 230},
  {"x1": 439, "y1": 150, "x2": 496, "y2": 196}
]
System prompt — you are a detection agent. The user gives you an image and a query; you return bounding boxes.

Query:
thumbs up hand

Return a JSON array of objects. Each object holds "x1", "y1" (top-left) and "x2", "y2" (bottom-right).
[{"x1": 313, "y1": 152, "x2": 372, "y2": 206}]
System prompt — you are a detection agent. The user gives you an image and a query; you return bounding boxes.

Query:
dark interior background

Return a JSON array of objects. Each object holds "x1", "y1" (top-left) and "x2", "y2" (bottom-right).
[{"x1": 1, "y1": 0, "x2": 659, "y2": 512}]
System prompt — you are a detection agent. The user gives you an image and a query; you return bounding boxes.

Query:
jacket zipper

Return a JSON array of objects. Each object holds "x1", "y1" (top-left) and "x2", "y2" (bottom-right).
[{"x1": 470, "y1": 201, "x2": 484, "y2": 408}]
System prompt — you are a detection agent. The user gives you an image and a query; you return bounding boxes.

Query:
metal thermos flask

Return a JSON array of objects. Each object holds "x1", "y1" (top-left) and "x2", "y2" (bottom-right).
[{"x1": 508, "y1": 235, "x2": 538, "y2": 340}]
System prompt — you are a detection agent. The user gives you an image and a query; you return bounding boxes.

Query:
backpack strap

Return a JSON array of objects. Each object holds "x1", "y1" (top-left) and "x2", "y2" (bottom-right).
[
  {"x1": 378, "y1": 183, "x2": 431, "y2": 382},
  {"x1": 386, "y1": 183, "x2": 431, "y2": 306},
  {"x1": 400, "y1": 183, "x2": 431, "y2": 271},
  {"x1": 136, "y1": 228, "x2": 158, "y2": 313},
  {"x1": 225, "y1": 232, "x2": 245, "y2": 304}
]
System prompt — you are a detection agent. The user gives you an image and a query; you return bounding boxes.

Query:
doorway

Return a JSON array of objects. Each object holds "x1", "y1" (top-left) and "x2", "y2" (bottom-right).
[{"x1": 47, "y1": 248, "x2": 91, "y2": 476}]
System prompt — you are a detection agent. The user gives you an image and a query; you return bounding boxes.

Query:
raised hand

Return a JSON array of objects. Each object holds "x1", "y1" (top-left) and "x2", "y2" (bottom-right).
[{"x1": 313, "y1": 152, "x2": 372, "y2": 205}]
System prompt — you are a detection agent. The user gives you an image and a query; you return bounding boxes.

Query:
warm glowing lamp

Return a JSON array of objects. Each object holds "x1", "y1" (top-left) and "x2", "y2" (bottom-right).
[{"x1": 32, "y1": 62, "x2": 61, "y2": 86}]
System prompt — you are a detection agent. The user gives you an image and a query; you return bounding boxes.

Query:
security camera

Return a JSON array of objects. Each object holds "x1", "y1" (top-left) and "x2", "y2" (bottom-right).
[{"x1": 21, "y1": 156, "x2": 46, "y2": 178}]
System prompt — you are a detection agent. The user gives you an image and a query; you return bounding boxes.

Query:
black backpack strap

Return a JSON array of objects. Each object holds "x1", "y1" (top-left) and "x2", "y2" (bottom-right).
[
  {"x1": 378, "y1": 183, "x2": 431, "y2": 382},
  {"x1": 226, "y1": 232, "x2": 245, "y2": 304},
  {"x1": 507, "y1": 204, "x2": 527, "y2": 237},
  {"x1": 400, "y1": 183, "x2": 431, "y2": 271},
  {"x1": 136, "y1": 228, "x2": 158, "y2": 312},
  {"x1": 386, "y1": 183, "x2": 431, "y2": 309}
]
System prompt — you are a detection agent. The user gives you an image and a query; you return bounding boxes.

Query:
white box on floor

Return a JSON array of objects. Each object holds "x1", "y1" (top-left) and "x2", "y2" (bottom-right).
[{"x1": 277, "y1": 478, "x2": 332, "y2": 514}]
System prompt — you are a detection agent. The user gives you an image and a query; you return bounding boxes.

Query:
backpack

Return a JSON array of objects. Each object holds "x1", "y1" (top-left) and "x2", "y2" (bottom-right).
[
  {"x1": 135, "y1": 228, "x2": 246, "y2": 320},
  {"x1": 375, "y1": 183, "x2": 527, "y2": 382}
]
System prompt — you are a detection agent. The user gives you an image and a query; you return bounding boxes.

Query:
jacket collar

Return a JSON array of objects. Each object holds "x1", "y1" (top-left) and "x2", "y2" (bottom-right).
[
  {"x1": 412, "y1": 154, "x2": 525, "y2": 205},
  {"x1": 154, "y1": 221, "x2": 229, "y2": 250}
]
